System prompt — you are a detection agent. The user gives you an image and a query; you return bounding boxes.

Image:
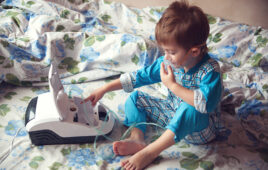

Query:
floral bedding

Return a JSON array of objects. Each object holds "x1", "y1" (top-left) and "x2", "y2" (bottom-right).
[{"x1": 0, "y1": 0, "x2": 268, "y2": 169}]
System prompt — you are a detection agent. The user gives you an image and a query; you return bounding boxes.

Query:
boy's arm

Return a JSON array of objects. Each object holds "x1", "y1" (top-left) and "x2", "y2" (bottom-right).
[
  {"x1": 102, "y1": 78, "x2": 122, "y2": 92},
  {"x1": 160, "y1": 63, "x2": 195, "y2": 106},
  {"x1": 120, "y1": 56, "x2": 163, "y2": 93},
  {"x1": 169, "y1": 83, "x2": 194, "y2": 106},
  {"x1": 83, "y1": 78, "x2": 122, "y2": 105},
  {"x1": 160, "y1": 63, "x2": 222, "y2": 113}
]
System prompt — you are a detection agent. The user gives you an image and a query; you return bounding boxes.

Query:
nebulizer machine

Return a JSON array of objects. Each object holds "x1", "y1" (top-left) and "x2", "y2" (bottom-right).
[{"x1": 24, "y1": 63, "x2": 115, "y2": 145}]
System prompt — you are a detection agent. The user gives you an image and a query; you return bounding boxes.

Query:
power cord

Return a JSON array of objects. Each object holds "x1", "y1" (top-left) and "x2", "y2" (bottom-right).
[{"x1": 0, "y1": 126, "x2": 25, "y2": 165}]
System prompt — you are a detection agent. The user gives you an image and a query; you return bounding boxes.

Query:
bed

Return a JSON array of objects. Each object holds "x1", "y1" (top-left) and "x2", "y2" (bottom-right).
[{"x1": 0, "y1": 0, "x2": 268, "y2": 169}]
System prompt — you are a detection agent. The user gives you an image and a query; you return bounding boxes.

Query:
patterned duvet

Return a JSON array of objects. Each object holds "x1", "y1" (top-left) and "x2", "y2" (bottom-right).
[{"x1": 0, "y1": 0, "x2": 268, "y2": 169}]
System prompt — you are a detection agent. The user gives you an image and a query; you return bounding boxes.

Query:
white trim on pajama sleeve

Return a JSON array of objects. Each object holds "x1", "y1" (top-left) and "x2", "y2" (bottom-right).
[
  {"x1": 120, "y1": 73, "x2": 134, "y2": 93},
  {"x1": 194, "y1": 89, "x2": 207, "y2": 113}
]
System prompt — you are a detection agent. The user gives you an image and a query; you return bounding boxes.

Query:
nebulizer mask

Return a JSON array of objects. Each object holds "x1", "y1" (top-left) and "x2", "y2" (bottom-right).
[{"x1": 163, "y1": 59, "x2": 178, "y2": 71}]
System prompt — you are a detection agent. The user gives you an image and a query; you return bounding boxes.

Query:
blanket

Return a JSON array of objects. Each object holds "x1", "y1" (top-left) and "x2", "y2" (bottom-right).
[{"x1": 0, "y1": 0, "x2": 268, "y2": 169}]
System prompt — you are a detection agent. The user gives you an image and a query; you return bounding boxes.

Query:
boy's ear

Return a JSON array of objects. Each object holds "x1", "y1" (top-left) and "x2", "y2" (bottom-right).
[{"x1": 191, "y1": 47, "x2": 201, "y2": 57}]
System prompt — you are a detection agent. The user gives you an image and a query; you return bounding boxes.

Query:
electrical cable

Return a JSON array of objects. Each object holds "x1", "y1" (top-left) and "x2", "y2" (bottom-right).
[{"x1": 0, "y1": 126, "x2": 25, "y2": 165}]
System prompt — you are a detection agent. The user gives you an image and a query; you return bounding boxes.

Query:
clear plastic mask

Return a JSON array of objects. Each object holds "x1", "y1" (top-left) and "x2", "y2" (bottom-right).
[{"x1": 163, "y1": 59, "x2": 179, "y2": 71}]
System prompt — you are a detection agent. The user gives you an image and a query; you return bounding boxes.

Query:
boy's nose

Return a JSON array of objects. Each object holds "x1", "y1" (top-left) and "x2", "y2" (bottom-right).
[
  {"x1": 164, "y1": 54, "x2": 170, "y2": 60},
  {"x1": 165, "y1": 54, "x2": 169, "y2": 60}
]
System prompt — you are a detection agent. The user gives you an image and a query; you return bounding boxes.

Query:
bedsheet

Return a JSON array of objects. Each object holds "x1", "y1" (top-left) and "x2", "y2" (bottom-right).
[{"x1": 0, "y1": 0, "x2": 268, "y2": 169}]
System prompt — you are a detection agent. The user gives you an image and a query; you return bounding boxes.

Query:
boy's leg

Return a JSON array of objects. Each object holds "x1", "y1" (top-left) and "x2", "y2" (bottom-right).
[
  {"x1": 166, "y1": 102, "x2": 210, "y2": 143},
  {"x1": 121, "y1": 102, "x2": 210, "y2": 170},
  {"x1": 113, "y1": 91, "x2": 147, "y2": 156},
  {"x1": 113, "y1": 91, "x2": 174, "y2": 156}
]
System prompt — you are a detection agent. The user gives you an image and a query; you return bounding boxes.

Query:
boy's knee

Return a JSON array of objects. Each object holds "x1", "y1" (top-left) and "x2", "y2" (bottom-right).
[
  {"x1": 179, "y1": 102, "x2": 209, "y2": 121},
  {"x1": 124, "y1": 91, "x2": 147, "y2": 133},
  {"x1": 129, "y1": 91, "x2": 139, "y2": 103},
  {"x1": 179, "y1": 102, "x2": 196, "y2": 113},
  {"x1": 125, "y1": 91, "x2": 138, "y2": 108},
  {"x1": 173, "y1": 102, "x2": 212, "y2": 143}
]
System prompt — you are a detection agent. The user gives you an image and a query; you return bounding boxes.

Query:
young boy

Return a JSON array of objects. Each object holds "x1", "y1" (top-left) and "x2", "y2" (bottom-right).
[{"x1": 84, "y1": 1, "x2": 222, "y2": 169}]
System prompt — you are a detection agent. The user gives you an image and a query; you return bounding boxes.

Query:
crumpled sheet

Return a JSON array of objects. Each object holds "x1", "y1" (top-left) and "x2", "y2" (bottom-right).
[{"x1": 0, "y1": 0, "x2": 268, "y2": 169}]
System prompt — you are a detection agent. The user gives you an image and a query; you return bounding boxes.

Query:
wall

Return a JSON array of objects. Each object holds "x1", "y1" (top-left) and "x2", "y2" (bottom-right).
[{"x1": 107, "y1": 0, "x2": 268, "y2": 29}]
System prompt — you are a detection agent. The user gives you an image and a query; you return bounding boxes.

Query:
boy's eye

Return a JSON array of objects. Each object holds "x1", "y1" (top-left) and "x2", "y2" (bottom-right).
[
  {"x1": 169, "y1": 51, "x2": 176, "y2": 55},
  {"x1": 165, "y1": 50, "x2": 176, "y2": 55}
]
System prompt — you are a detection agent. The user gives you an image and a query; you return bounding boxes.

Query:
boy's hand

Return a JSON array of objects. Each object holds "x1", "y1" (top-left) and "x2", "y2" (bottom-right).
[
  {"x1": 82, "y1": 87, "x2": 106, "y2": 106},
  {"x1": 160, "y1": 62, "x2": 176, "y2": 89}
]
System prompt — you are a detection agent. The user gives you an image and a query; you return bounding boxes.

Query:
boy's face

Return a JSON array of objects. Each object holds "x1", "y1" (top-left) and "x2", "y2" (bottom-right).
[{"x1": 161, "y1": 42, "x2": 192, "y2": 69}]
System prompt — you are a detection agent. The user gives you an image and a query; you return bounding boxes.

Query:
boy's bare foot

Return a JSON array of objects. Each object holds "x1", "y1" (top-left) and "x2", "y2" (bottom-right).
[
  {"x1": 120, "y1": 129, "x2": 176, "y2": 169},
  {"x1": 113, "y1": 139, "x2": 146, "y2": 156},
  {"x1": 121, "y1": 147, "x2": 157, "y2": 170}
]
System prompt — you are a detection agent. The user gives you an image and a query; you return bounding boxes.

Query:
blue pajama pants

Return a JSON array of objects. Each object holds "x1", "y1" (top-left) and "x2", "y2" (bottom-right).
[{"x1": 123, "y1": 90, "x2": 210, "y2": 143}]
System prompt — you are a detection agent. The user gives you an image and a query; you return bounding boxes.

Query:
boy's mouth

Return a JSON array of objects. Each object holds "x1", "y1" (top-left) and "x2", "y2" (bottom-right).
[{"x1": 163, "y1": 59, "x2": 177, "y2": 70}]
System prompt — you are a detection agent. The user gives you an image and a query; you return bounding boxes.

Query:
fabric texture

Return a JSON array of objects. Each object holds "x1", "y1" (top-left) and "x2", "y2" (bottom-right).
[{"x1": 0, "y1": 0, "x2": 268, "y2": 169}]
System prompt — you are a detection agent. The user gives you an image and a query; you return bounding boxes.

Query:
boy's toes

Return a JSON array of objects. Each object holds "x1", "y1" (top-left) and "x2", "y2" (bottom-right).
[
  {"x1": 121, "y1": 159, "x2": 128, "y2": 167},
  {"x1": 124, "y1": 161, "x2": 132, "y2": 170},
  {"x1": 112, "y1": 142, "x2": 119, "y2": 155},
  {"x1": 128, "y1": 163, "x2": 136, "y2": 170}
]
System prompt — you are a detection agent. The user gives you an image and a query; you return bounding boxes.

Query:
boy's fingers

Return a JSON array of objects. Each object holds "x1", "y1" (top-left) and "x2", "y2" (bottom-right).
[
  {"x1": 167, "y1": 65, "x2": 173, "y2": 74},
  {"x1": 92, "y1": 98, "x2": 98, "y2": 106},
  {"x1": 161, "y1": 63, "x2": 166, "y2": 74},
  {"x1": 81, "y1": 95, "x2": 93, "y2": 104},
  {"x1": 88, "y1": 95, "x2": 94, "y2": 101},
  {"x1": 81, "y1": 98, "x2": 87, "y2": 104}
]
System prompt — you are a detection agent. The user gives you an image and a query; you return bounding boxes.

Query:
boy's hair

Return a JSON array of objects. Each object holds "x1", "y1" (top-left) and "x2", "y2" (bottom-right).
[{"x1": 155, "y1": 0, "x2": 209, "y2": 52}]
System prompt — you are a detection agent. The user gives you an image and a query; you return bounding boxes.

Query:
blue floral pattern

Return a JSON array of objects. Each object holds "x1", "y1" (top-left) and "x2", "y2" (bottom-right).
[
  {"x1": 66, "y1": 148, "x2": 97, "y2": 169},
  {"x1": 5, "y1": 120, "x2": 27, "y2": 137},
  {"x1": 30, "y1": 39, "x2": 47, "y2": 60},
  {"x1": 80, "y1": 47, "x2": 100, "y2": 62},
  {"x1": 8, "y1": 45, "x2": 32, "y2": 63},
  {"x1": 0, "y1": 0, "x2": 268, "y2": 170},
  {"x1": 210, "y1": 45, "x2": 237, "y2": 60}
]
